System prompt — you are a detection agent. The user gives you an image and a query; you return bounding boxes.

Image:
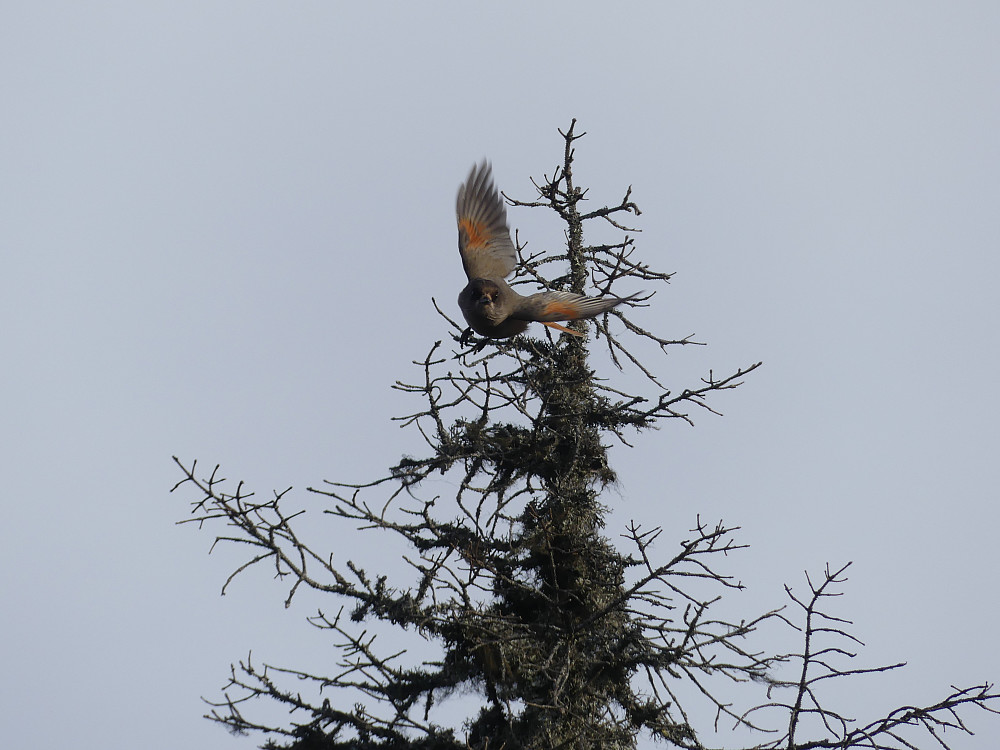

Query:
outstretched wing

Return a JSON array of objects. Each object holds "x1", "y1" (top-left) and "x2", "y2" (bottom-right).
[
  {"x1": 456, "y1": 161, "x2": 517, "y2": 280},
  {"x1": 514, "y1": 290, "x2": 633, "y2": 324}
]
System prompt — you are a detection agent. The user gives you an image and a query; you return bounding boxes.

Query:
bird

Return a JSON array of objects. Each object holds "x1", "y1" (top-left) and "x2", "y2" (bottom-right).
[{"x1": 456, "y1": 161, "x2": 635, "y2": 342}]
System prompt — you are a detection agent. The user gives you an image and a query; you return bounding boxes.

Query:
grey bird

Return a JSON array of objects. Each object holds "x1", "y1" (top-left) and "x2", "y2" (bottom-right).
[{"x1": 456, "y1": 161, "x2": 635, "y2": 340}]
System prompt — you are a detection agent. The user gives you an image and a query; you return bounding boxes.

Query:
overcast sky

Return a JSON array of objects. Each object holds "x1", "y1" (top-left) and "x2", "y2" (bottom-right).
[{"x1": 3, "y1": 3, "x2": 998, "y2": 748}]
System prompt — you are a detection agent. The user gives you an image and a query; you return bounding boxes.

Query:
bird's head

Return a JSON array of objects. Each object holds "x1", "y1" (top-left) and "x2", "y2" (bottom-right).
[{"x1": 469, "y1": 278, "x2": 500, "y2": 308}]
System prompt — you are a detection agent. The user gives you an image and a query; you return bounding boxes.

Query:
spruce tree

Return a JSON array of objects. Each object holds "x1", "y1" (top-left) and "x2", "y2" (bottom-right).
[{"x1": 174, "y1": 121, "x2": 998, "y2": 749}]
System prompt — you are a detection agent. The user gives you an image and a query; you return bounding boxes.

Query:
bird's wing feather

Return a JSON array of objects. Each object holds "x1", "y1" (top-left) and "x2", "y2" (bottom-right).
[
  {"x1": 515, "y1": 290, "x2": 631, "y2": 322},
  {"x1": 456, "y1": 161, "x2": 517, "y2": 280}
]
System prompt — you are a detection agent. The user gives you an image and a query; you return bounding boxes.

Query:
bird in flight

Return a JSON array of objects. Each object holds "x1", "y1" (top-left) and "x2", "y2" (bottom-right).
[{"x1": 456, "y1": 161, "x2": 635, "y2": 342}]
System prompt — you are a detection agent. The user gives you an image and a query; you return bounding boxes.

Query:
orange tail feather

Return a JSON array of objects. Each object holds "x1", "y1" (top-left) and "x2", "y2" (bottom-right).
[{"x1": 541, "y1": 321, "x2": 584, "y2": 337}]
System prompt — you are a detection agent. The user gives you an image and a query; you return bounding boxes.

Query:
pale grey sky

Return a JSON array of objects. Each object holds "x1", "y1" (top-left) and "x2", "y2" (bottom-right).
[{"x1": 2, "y1": 3, "x2": 998, "y2": 748}]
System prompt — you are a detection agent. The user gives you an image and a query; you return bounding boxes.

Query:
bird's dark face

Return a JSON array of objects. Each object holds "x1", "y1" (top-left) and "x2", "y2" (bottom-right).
[
  {"x1": 470, "y1": 278, "x2": 499, "y2": 308},
  {"x1": 458, "y1": 277, "x2": 527, "y2": 337}
]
